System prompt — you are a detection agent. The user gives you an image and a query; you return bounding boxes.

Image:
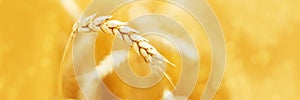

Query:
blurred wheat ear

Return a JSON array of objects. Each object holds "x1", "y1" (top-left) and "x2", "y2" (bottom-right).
[{"x1": 71, "y1": 14, "x2": 176, "y2": 88}]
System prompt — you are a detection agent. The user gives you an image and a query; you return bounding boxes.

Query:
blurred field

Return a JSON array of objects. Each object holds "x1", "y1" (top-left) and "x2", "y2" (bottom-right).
[{"x1": 0, "y1": 0, "x2": 299, "y2": 99}]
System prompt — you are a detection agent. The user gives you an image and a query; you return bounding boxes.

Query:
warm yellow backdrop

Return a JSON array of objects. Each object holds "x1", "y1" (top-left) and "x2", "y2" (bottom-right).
[{"x1": 0, "y1": 0, "x2": 299, "y2": 99}]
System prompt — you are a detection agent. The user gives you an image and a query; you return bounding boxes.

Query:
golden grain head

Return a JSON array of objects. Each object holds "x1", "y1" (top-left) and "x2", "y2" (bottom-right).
[{"x1": 73, "y1": 14, "x2": 176, "y2": 88}]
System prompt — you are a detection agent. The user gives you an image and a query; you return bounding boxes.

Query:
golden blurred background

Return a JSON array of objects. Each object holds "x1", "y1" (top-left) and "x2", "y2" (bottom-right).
[{"x1": 0, "y1": 0, "x2": 299, "y2": 99}]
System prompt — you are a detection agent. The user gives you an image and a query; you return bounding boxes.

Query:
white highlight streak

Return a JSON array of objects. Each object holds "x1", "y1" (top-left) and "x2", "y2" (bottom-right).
[
  {"x1": 60, "y1": 0, "x2": 81, "y2": 19},
  {"x1": 96, "y1": 50, "x2": 128, "y2": 78}
]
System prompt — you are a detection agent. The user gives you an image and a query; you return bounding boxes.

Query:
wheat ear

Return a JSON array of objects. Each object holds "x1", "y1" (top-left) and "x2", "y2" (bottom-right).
[{"x1": 72, "y1": 14, "x2": 176, "y2": 88}]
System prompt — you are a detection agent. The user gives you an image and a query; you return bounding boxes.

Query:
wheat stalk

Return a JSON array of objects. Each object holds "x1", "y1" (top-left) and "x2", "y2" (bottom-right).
[{"x1": 72, "y1": 14, "x2": 176, "y2": 88}]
